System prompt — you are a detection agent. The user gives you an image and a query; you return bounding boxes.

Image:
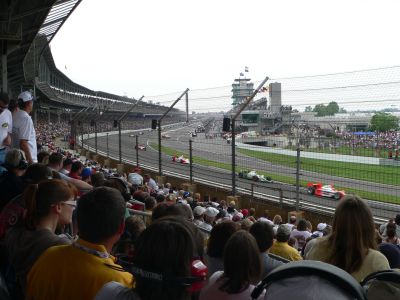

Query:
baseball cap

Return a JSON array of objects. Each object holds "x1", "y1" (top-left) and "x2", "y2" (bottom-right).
[
  {"x1": 317, "y1": 223, "x2": 327, "y2": 231},
  {"x1": 193, "y1": 206, "x2": 206, "y2": 216},
  {"x1": 204, "y1": 207, "x2": 219, "y2": 218},
  {"x1": 241, "y1": 209, "x2": 249, "y2": 217},
  {"x1": 18, "y1": 91, "x2": 34, "y2": 102},
  {"x1": 133, "y1": 167, "x2": 141, "y2": 172}
]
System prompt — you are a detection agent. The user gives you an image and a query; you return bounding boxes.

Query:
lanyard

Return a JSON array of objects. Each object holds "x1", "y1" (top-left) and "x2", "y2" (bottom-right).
[{"x1": 73, "y1": 241, "x2": 110, "y2": 259}]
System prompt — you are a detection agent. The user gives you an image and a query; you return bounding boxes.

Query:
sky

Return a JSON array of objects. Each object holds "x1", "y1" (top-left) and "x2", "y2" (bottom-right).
[{"x1": 50, "y1": 0, "x2": 400, "y2": 112}]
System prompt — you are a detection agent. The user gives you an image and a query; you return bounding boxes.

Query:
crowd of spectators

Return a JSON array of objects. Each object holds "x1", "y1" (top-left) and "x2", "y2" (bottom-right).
[{"x1": 0, "y1": 91, "x2": 399, "y2": 299}]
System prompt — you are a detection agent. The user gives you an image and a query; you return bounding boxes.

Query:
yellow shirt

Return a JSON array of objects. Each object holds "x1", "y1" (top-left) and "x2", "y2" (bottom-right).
[
  {"x1": 269, "y1": 241, "x2": 303, "y2": 261},
  {"x1": 26, "y1": 238, "x2": 133, "y2": 300}
]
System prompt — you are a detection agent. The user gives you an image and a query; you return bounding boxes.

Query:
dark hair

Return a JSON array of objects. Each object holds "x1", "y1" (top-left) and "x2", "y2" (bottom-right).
[
  {"x1": 144, "y1": 196, "x2": 156, "y2": 211},
  {"x1": 395, "y1": 214, "x2": 400, "y2": 226},
  {"x1": 8, "y1": 98, "x2": 18, "y2": 112},
  {"x1": 386, "y1": 223, "x2": 397, "y2": 239},
  {"x1": 220, "y1": 230, "x2": 262, "y2": 294},
  {"x1": 91, "y1": 172, "x2": 105, "y2": 187},
  {"x1": 23, "y1": 163, "x2": 53, "y2": 184},
  {"x1": 155, "y1": 194, "x2": 165, "y2": 203},
  {"x1": 297, "y1": 219, "x2": 308, "y2": 231},
  {"x1": 0, "y1": 92, "x2": 10, "y2": 105},
  {"x1": 71, "y1": 161, "x2": 83, "y2": 173},
  {"x1": 77, "y1": 187, "x2": 126, "y2": 243},
  {"x1": 63, "y1": 158, "x2": 73, "y2": 168},
  {"x1": 24, "y1": 179, "x2": 75, "y2": 230},
  {"x1": 207, "y1": 221, "x2": 240, "y2": 258},
  {"x1": 48, "y1": 152, "x2": 63, "y2": 166},
  {"x1": 128, "y1": 218, "x2": 198, "y2": 300},
  {"x1": 151, "y1": 203, "x2": 186, "y2": 222},
  {"x1": 249, "y1": 221, "x2": 274, "y2": 252},
  {"x1": 326, "y1": 195, "x2": 376, "y2": 274},
  {"x1": 37, "y1": 151, "x2": 50, "y2": 164},
  {"x1": 17, "y1": 98, "x2": 28, "y2": 110}
]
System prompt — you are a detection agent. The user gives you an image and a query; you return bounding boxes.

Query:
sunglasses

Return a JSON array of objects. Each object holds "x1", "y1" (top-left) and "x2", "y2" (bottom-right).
[{"x1": 61, "y1": 200, "x2": 77, "y2": 208}]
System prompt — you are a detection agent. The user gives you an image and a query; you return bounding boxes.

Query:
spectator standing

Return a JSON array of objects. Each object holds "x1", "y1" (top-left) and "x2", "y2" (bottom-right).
[
  {"x1": 306, "y1": 195, "x2": 390, "y2": 282},
  {"x1": 60, "y1": 157, "x2": 73, "y2": 175},
  {"x1": 269, "y1": 225, "x2": 303, "y2": 261},
  {"x1": 383, "y1": 223, "x2": 400, "y2": 245},
  {"x1": 26, "y1": 187, "x2": 133, "y2": 300},
  {"x1": 250, "y1": 221, "x2": 284, "y2": 278},
  {"x1": 12, "y1": 91, "x2": 37, "y2": 164},
  {"x1": 0, "y1": 92, "x2": 12, "y2": 165}
]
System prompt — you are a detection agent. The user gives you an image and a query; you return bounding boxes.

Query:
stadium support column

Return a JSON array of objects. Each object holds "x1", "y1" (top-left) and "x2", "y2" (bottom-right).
[
  {"x1": 1, "y1": 44, "x2": 7, "y2": 92},
  {"x1": 186, "y1": 91, "x2": 189, "y2": 123}
]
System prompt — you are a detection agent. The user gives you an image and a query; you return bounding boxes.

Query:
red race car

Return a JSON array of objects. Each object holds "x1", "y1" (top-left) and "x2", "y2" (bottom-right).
[{"x1": 306, "y1": 182, "x2": 345, "y2": 200}]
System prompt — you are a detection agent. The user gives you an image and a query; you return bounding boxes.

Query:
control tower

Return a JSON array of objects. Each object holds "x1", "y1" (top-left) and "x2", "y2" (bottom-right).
[{"x1": 231, "y1": 76, "x2": 254, "y2": 107}]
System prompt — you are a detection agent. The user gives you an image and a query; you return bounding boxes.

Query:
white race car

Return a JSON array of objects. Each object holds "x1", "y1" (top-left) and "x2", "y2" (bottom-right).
[
  {"x1": 172, "y1": 155, "x2": 190, "y2": 164},
  {"x1": 238, "y1": 170, "x2": 272, "y2": 183}
]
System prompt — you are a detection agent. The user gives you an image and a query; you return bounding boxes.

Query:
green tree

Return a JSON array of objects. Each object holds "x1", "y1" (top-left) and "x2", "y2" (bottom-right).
[
  {"x1": 305, "y1": 106, "x2": 313, "y2": 112},
  {"x1": 326, "y1": 102, "x2": 339, "y2": 115},
  {"x1": 313, "y1": 104, "x2": 327, "y2": 116},
  {"x1": 369, "y1": 112, "x2": 399, "y2": 132}
]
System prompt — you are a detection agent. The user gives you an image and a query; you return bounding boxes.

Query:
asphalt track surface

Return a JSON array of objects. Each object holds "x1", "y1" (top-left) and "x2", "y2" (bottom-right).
[{"x1": 86, "y1": 122, "x2": 400, "y2": 221}]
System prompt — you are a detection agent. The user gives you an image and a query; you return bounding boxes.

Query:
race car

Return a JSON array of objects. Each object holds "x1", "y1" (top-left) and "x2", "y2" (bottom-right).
[
  {"x1": 172, "y1": 155, "x2": 190, "y2": 164},
  {"x1": 135, "y1": 144, "x2": 147, "y2": 151},
  {"x1": 238, "y1": 170, "x2": 272, "y2": 183},
  {"x1": 306, "y1": 182, "x2": 345, "y2": 200},
  {"x1": 161, "y1": 134, "x2": 171, "y2": 139}
]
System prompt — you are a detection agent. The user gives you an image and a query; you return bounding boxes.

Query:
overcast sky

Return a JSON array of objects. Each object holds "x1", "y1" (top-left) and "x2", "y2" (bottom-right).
[{"x1": 50, "y1": 0, "x2": 400, "y2": 112}]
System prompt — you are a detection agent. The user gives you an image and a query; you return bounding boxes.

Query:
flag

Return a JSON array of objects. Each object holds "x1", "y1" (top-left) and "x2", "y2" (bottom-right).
[
  {"x1": 245, "y1": 66, "x2": 249, "y2": 72},
  {"x1": 258, "y1": 86, "x2": 268, "y2": 93}
]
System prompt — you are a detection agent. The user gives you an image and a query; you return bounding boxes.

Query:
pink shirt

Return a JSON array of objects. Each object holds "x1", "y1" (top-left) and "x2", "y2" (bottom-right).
[{"x1": 199, "y1": 271, "x2": 265, "y2": 300}]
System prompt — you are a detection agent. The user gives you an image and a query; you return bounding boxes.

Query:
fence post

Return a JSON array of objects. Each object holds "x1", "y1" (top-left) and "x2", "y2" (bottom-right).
[
  {"x1": 295, "y1": 146, "x2": 301, "y2": 211},
  {"x1": 106, "y1": 133, "x2": 109, "y2": 158},
  {"x1": 231, "y1": 118, "x2": 236, "y2": 196},
  {"x1": 251, "y1": 183, "x2": 254, "y2": 199},
  {"x1": 94, "y1": 121, "x2": 98, "y2": 154},
  {"x1": 118, "y1": 121, "x2": 122, "y2": 163},
  {"x1": 279, "y1": 189, "x2": 283, "y2": 208},
  {"x1": 189, "y1": 139, "x2": 193, "y2": 184},
  {"x1": 86, "y1": 131, "x2": 89, "y2": 151},
  {"x1": 135, "y1": 135, "x2": 139, "y2": 167},
  {"x1": 158, "y1": 120, "x2": 162, "y2": 176}
]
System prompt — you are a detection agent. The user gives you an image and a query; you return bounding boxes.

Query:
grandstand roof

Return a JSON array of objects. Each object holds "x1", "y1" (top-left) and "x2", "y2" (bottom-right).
[{"x1": 0, "y1": 0, "x2": 81, "y2": 95}]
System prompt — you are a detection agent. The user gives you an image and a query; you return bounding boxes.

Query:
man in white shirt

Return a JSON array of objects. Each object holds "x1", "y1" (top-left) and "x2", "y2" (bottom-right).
[
  {"x1": 0, "y1": 93, "x2": 12, "y2": 165},
  {"x1": 12, "y1": 91, "x2": 37, "y2": 164},
  {"x1": 144, "y1": 173, "x2": 158, "y2": 191}
]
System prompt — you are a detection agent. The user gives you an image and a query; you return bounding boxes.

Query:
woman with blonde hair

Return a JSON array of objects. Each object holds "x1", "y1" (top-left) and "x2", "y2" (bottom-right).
[
  {"x1": 306, "y1": 195, "x2": 390, "y2": 282},
  {"x1": 6, "y1": 179, "x2": 76, "y2": 293}
]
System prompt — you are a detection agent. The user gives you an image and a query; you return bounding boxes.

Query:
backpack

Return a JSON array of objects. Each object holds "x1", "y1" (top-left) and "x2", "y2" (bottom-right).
[{"x1": 251, "y1": 260, "x2": 366, "y2": 300}]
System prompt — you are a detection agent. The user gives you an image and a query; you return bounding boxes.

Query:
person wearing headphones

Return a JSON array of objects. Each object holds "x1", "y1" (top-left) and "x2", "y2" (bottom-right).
[
  {"x1": 0, "y1": 149, "x2": 28, "y2": 211},
  {"x1": 95, "y1": 217, "x2": 207, "y2": 300}
]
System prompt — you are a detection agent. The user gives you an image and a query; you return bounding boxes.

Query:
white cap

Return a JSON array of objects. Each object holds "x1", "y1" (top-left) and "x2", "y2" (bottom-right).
[
  {"x1": 193, "y1": 206, "x2": 206, "y2": 216},
  {"x1": 205, "y1": 207, "x2": 219, "y2": 218},
  {"x1": 18, "y1": 91, "x2": 34, "y2": 102},
  {"x1": 317, "y1": 223, "x2": 327, "y2": 231}
]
